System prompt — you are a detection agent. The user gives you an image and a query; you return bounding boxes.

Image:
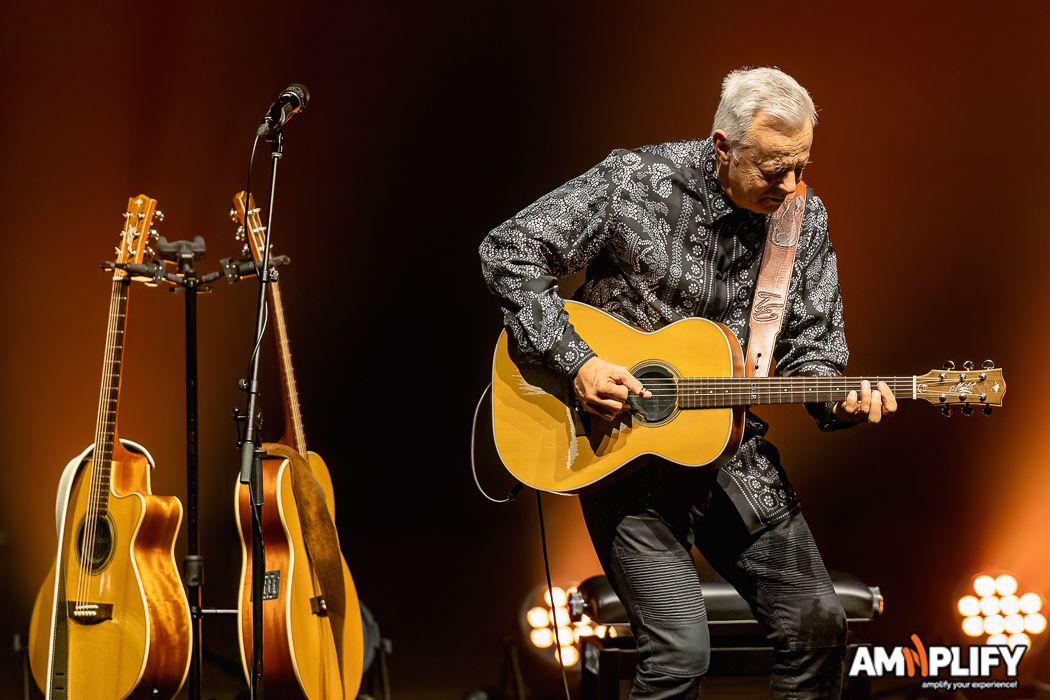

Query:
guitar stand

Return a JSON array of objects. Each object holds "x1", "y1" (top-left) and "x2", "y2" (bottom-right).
[{"x1": 155, "y1": 235, "x2": 225, "y2": 700}]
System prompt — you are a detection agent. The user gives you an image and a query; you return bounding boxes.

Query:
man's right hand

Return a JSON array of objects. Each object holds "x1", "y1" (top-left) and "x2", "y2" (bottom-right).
[{"x1": 572, "y1": 356, "x2": 651, "y2": 421}]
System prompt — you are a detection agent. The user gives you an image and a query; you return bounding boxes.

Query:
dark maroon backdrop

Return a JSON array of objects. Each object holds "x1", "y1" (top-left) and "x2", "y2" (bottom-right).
[{"x1": 2, "y1": 1, "x2": 1047, "y2": 697}]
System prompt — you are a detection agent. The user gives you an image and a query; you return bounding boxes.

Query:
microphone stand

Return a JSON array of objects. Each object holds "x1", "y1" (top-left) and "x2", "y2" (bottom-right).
[{"x1": 237, "y1": 129, "x2": 284, "y2": 700}]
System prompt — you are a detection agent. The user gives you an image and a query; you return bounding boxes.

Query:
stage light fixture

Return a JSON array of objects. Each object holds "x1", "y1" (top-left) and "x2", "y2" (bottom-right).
[
  {"x1": 959, "y1": 572, "x2": 1045, "y2": 646},
  {"x1": 521, "y1": 581, "x2": 599, "y2": 669}
]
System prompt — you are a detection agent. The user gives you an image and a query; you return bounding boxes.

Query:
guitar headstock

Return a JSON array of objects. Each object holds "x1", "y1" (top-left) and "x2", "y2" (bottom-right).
[
  {"x1": 115, "y1": 194, "x2": 161, "y2": 281},
  {"x1": 916, "y1": 361, "x2": 1006, "y2": 415},
  {"x1": 231, "y1": 191, "x2": 266, "y2": 264}
]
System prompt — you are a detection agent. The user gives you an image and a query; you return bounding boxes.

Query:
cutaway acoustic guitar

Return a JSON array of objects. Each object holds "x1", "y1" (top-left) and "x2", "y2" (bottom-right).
[{"x1": 27, "y1": 195, "x2": 191, "y2": 698}]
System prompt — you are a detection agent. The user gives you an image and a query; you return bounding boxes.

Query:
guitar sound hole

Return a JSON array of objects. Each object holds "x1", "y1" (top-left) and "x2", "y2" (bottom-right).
[
  {"x1": 628, "y1": 363, "x2": 677, "y2": 424},
  {"x1": 75, "y1": 514, "x2": 116, "y2": 575}
]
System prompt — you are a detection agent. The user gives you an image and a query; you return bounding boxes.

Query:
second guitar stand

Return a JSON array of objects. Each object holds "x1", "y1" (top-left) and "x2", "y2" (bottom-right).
[{"x1": 157, "y1": 235, "x2": 223, "y2": 700}]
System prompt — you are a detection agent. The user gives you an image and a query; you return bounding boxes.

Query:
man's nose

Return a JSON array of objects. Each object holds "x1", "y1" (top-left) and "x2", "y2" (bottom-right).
[{"x1": 777, "y1": 170, "x2": 797, "y2": 194}]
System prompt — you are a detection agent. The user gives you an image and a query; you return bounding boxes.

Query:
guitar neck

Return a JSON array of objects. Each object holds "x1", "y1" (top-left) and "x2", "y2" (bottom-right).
[
  {"x1": 268, "y1": 278, "x2": 307, "y2": 454},
  {"x1": 671, "y1": 376, "x2": 916, "y2": 409},
  {"x1": 90, "y1": 277, "x2": 131, "y2": 516}
]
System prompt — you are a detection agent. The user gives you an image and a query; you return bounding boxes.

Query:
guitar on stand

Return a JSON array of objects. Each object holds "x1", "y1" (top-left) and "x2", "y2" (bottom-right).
[
  {"x1": 27, "y1": 195, "x2": 192, "y2": 699},
  {"x1": 232, "y1": 191, "x2": 364, "y2": 698}
]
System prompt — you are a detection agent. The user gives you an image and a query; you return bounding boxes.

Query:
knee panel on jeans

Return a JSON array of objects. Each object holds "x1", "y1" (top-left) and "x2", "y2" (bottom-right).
[
  {"x1": 615, "y1": 550, "x2": 710, "y2": 677},
  {"x1": 741, "y1": 521, "x2": 847, "y2": 650}
]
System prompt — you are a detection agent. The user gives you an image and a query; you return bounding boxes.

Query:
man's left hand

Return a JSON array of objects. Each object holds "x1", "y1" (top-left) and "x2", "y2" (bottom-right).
[{"x1": 832, "y1": 380, "x2": 897, "y2": 424}]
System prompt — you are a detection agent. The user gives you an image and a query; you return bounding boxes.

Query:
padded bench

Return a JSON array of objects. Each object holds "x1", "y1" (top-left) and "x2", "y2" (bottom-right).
[{"x1": 569, "y1": 570, "x2": 882, "y2": 700}]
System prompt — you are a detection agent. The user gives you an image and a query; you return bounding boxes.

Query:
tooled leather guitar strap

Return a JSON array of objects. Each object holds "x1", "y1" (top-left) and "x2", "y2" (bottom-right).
[{"x1": 745, "y1": 181, "x2": 807, "y2": 378}]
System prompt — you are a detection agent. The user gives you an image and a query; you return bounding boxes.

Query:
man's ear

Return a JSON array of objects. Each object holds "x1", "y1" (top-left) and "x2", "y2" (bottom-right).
[{"x1": 712, "y1": 130, "x2": 732, "y2": 166}]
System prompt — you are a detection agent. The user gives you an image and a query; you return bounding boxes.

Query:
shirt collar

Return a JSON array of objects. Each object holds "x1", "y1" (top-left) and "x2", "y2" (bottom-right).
[{"x1": 690, "y1": 137, "x2": 760, "y2": 227}]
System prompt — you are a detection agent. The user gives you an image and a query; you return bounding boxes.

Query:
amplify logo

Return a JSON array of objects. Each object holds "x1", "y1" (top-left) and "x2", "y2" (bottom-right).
[{"x1": 849, "y1": 634, "x2": 1027, "y2": 691}]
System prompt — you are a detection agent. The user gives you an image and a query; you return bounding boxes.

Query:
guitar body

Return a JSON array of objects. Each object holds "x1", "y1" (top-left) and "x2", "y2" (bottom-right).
[
  {"x1": 28, "y1": 441, "x2": 191, "y2": 699},
  {"x1": 236, "y1": 450, "x2": 364, "y2": 699},
  {"x1": 492, "y1": 300, "x2": 746, "y2": 493}
]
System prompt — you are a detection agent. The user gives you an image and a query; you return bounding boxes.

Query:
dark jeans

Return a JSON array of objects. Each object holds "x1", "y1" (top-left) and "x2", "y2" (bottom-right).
[{"x1": 580, "y1": 463, "x2": 846, "y2": 699}]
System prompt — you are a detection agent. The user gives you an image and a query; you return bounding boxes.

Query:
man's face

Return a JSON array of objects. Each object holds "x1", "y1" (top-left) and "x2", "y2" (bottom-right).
[{"x1": 713, "y1": 112, "x2": 813, "y2": 214}]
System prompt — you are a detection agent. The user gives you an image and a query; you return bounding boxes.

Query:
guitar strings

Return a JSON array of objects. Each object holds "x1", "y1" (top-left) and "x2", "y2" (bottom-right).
[{"x1": 78, "y1": 265, "x2": 124, "y2": 614}]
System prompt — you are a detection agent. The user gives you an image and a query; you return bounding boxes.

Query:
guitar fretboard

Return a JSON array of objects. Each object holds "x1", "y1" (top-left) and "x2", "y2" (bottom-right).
[
  {"x1": 662, "y1": 376, "x2": 915, "y2": 409},
  {"x1": 89, "y1": 278, "x2": 129, "y2": 516}
]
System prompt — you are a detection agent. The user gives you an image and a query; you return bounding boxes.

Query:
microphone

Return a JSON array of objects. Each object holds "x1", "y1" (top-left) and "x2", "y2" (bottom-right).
[{"x1": 257, "y1": 83, "x2": 309, "y2": 137}]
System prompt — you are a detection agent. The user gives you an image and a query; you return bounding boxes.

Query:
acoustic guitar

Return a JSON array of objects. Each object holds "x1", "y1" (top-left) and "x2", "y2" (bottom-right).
[
  {"x1": 27, "y1": 195, "x2": 192, "y2": 698},
  {"x1": 232, "y1": 192, "x2": 364, "y2": 698},
  {"x1": 492, "y1": 300, "x2": 1006, "y2": 494}
]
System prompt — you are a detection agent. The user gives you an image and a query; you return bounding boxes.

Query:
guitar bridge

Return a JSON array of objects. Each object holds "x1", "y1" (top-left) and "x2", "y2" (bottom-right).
[
  {"x1": 66, "y1": 602, "x2": 114, "y2": 625},
  {"x1": 310, "y1": 596, "x2": 329, "y2": 616}
]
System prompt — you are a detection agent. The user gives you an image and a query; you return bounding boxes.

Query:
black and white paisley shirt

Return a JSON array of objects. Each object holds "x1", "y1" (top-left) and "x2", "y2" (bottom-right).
[{"x1": 480, "y1": 137, "x2": 852, "y2": 532}]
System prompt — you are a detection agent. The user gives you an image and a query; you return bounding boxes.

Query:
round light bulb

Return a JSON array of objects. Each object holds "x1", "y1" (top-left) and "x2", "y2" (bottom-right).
[
  {"x1": 958, "y1": 595, "x2": 980, "y2": 617},
  {"x1": 987, "y1": 633, "x2": 1008, "y2": 645},
  {"x1": 1020, "y1": 593, "x2": 1043, "y2": 614},
  {"x1": 1004, "y1": 614, "x2": 1025, "y2": 634},
  {"x1": 984, "y1": 614, "x2": 1006, "y2": 635},
  {"x1": 544, "y1": 587, "x2": 567, "y2": 608},
  {"x1": 962, "y1": 616, "x2": 985, "y2": 637},
  {"x1": 530, "y1": 628, "x2": 553, "y2": 648},
  {"x1": 527, "y1": 606, "x2": 550, "y2": 628},
  {"x1": 549, "y1": 607, "x2": 570, "y2": 627},
  {"x1": 558, "y1": 645, "x2": 579, "y2": 666},
  {"x1": 979, "y1": 596, "x2": 1001, "y2": 616},
  {"x1": 1007, "y1": 633, "x2": 1031, "y2": 648},
  {"x1": 974, "y1": 575, "x2": 997, "y2": 597},
  {"x1": 1024, "y1": 613, "x2": 1047, "y2": 634},
  {"x1": 1000, "y1": 595, "x2": 1021, "y2": 615},
  {"x1": 995, "y1": 575, "x2": 1018, "y2": 596}
]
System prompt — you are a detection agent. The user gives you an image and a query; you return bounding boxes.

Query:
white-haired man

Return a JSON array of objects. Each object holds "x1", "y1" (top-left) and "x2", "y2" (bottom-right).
[{"x1": 480, "y1": 67, "x2": 895, "y2": 698}]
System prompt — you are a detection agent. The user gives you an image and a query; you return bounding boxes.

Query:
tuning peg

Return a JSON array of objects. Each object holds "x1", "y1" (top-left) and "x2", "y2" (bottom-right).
[
  {"x1": 941, "y1": 406, "x2": 952, "y2": 417},
  {"x1": 979, "y1": 393, "x2": 987, "y2": 402},
  {"x1": 983, "y1": 406, "x2": 993, "y2": 416},
  {"x1": 153, "y1": 210, "x2": 164, "y2": 222},
  {"x1": 943, "y1": 360, "x2": 955, "y2": 371},
  {"x1": 230, "y1": 208, "x2": 239, "y2": 223},
  {"x1": 962, "y1": 404, "x2": 974, "y2": 416},
  {"x1": 983, "y1": 360, "x2": 994, "y2": 369},
  {"x1": 235, "y1": 226, "x2": 245, "y2": 242},
  {"x1": 963, "y1": 360, "x2": 974, "y2": 371}
]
